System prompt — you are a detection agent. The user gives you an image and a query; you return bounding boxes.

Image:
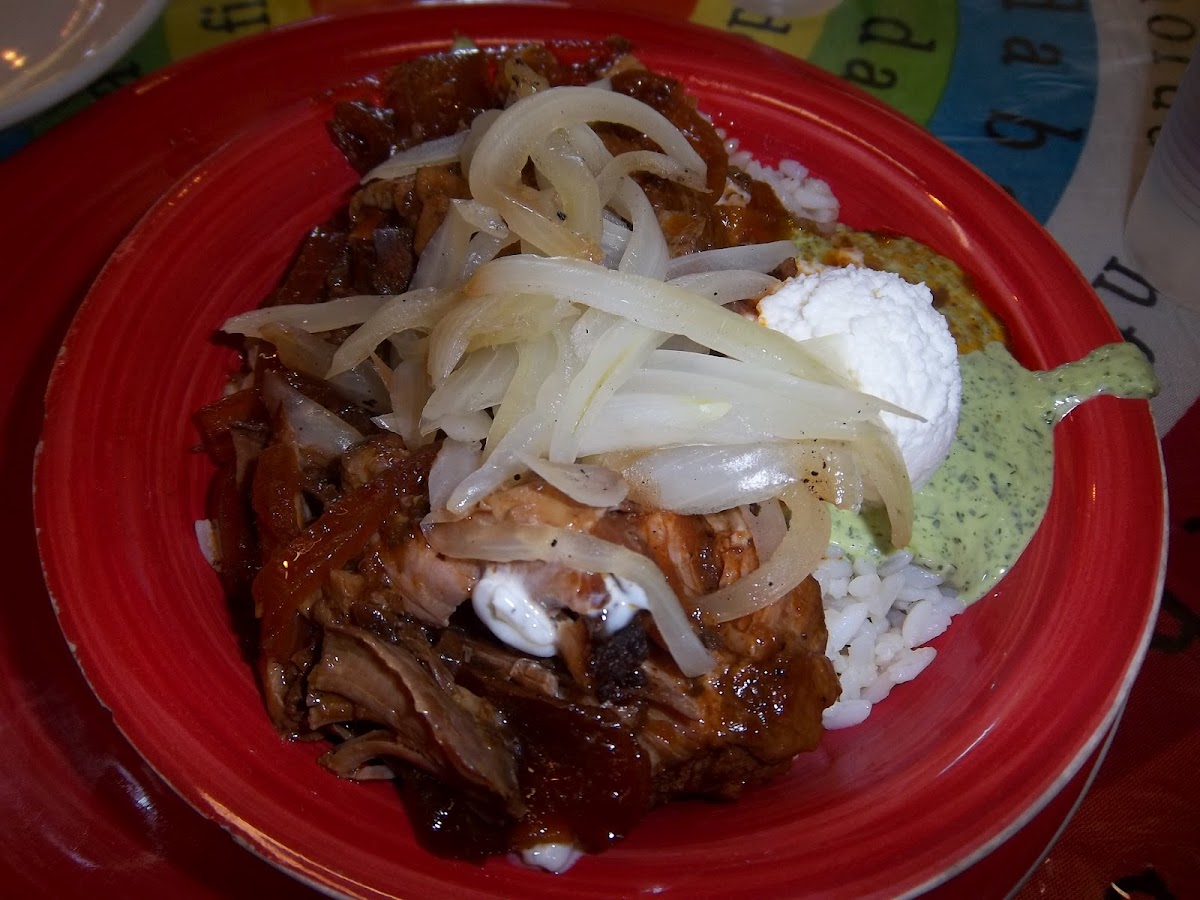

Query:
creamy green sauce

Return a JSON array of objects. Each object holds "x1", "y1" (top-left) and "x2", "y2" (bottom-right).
[{"x1": 829, "y1": 341, "x2": 1158, "y2": 603}]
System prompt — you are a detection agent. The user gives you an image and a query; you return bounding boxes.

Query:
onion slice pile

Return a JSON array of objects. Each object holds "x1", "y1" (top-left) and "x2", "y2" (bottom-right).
[{"x1": 221, "y1": 75, "x2": 920, "y2": 676}]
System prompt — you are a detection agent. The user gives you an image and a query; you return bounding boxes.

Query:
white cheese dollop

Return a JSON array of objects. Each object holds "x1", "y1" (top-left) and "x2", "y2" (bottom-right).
[
  {"x1": 473, "y1": 568, "x2": 650, "y2": 657},
  {"x1": 758, "y1": 265, "x2": 961, "y2": 489},
  {"x1": 472, "y1": 567, "x2": 558, "y2": 657},
  {"x1": 597, "y1": 575, "x2": 649, "y2": 633}
]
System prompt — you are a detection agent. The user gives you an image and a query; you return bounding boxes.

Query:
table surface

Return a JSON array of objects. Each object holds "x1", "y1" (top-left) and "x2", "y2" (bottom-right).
[{"x1": 2, "y1": 0, "x2": 1198, "y2": 897}]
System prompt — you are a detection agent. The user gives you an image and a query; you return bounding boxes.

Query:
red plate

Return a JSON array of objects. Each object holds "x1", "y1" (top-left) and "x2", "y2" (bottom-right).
[{"x1": 32, "y1": 5, "x2": 1165, "y2": 898}]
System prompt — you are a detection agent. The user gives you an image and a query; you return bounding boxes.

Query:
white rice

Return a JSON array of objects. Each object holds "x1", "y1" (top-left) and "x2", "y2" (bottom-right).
[
  {"x1": 817, "y1": 546, "x2": 965, "y2": 729},
  {"x1": 725, "y1": 137, "x2": 841, "y2": 226}
]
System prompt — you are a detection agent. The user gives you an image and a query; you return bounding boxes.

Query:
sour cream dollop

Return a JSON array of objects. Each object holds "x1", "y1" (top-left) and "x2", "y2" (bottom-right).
[
  {"x1": 758, "y1": 266, "x2": 961, "y2": 489},
  {"x1": 472, "y1": 567, "x2": 650, "y2": 656}
]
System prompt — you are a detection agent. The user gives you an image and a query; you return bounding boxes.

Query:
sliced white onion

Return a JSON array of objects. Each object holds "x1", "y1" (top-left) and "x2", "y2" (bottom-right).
[
  {"x1": 386, "y1": 329, "x2": 426, "y2": 360},
  {"x1": 371, "y1": 340, "x2": 432, "y2": 448},
  {"x1": 258, "y1": 322, "x2": 335, "y2": 380},
  {"x1": 548, "y1": 317, "x2": 665, "y2": 463},
  {"x1": 463, "y1": 229, "x2": 519, "y2": 280},
  {"x1": 409, "y1": 215, "x2": 468, "y2": 290},
  {"x1": 428, "y1": 439, "x2": 483, "y2": 513},
  {"x1": 596, "y1": 444, "x2": 798, "y2": 513},
  {"x1": 574, "y1": 392, "x2": 732, "y2": 456},
  {"x1": 421, "y1": 344, "x2": 518, "y2": 432},
  {"x1": 596, "y1": 149, "x2": 705, "y2": 203},
  {"x1": 467, "y1": 85, "x2": 706, "y2": 261},
  {"x1": 426, "y1": 292, "x2": 578, "y2": 386},
  {"x1": 452, "y1": 201, "x2": 514, "y2": 283},
  {"x1": 668, "y1": 270, "x2": 780, "y2": 306},
  {"x1": 567, "y1": 307, "x2": 617, "y2": 360},
  {"x1": 484, "y1": 328, "x2": 560, "y2": 454},
  {"x1": 489, "y1": 189, "x2": 598, "y2": 260},
  {"x1": 741, "y1": 499, "x2": 786, "y2": 560},
  {"x1": 448, "y1": 324, "x2": 577, "y2": 512},
  {"x1": 446, "y1": 414, "x2": 544, "y2": 514},
  {"x1": 529, "y1": 131, "x2": 602, "y2": 244},
  {"x1": 259, "y1": 323, "x2": 389, "y2": 414},
  {"x1": 327, "y1": 287, "x2": 454, "y2": 378},
  {"x1": 360, "y1": 131, "x2": 469, "y2": 184},
  {"x1": 593, "y1": 441, "x2": 857, "y2": 514},
  {"x1": 609, "y1": 177, "x2": 669, "y2": 280},
  {"x1": 855, "y1": 422, "x2": 914, "y2": 548},
  {"x1": 220, "y1": 68, "x2": 935, "y2": 645},
  {"x1": 600, "y1": 212, "x2": 632, "y2": 267},
  {"x1": 665, "y1": 240, "x2": 798, "y2": 278},
  {"x1": 410, "y1": 200, "x2": 507, "y2": 291},
  {"x1": 643, "y1": 349, "x2": 916, "y2": 418},
  {"x1": 562, "y1": 122, "x2": 613, "y2": 172},
  {"x1": 515, "y1": 452, "x2": 629, "y2": 508},
  {"x1": 694, "y1": 485, "x2": 831, "y2": 623},
  {"x1": 473, "y1": 86, "x2": 707, "y2": 180},
  {"x1": 424, "y1": 522, "x2": 715, "y2": 676},
  {"x1": 459, "y1": 109, "x2": 504, "y2": 175},
  {"x1": 222, "y1": 294, "x2": 388, "y2": 338},
  {"x1": 457, "y1": 200, "x2": 509, "y2": 237},
  {"x1": 438, "y1": 410, "x2": 494, "y2": 442},
  {"x1": 261, "y1": 372, "x2": 363, "y2": 457},
  {"x1": 467, "y1": 256, "x2": 846, "y2": 384},
  {"x1": 616, "y1": 368, "x2": 871, "y2": 441}
]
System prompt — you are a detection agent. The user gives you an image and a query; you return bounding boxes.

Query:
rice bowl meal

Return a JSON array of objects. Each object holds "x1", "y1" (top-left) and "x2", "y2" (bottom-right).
[
  {"x1": 31, "y1": 8, "x2": 1168, "y2": 897},
  {"x1": 186, "y1": 37, "x2": 1159, "y2": 870}
]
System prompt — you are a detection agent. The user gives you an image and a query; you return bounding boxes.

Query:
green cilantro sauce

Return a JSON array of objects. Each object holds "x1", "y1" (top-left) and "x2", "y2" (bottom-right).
[{"x1": 828, "y1": 341, "x2": 1158, "y2": 604}]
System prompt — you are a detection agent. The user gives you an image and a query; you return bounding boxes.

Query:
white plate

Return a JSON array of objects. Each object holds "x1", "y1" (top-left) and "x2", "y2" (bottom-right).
[{"x1": 0, "y1": 0, "x2": 166, "y2": 129}]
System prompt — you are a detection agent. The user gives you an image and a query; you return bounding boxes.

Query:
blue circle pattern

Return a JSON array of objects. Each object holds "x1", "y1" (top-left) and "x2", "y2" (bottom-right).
[{"x1": 927, "y1": 1, "x2": 1099, "y2": 224}]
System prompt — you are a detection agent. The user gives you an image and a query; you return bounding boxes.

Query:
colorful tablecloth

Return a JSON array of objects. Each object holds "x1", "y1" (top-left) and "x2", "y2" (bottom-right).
[{"x1": 4, "y1": 0, "x2": 1198, "y2": 896}]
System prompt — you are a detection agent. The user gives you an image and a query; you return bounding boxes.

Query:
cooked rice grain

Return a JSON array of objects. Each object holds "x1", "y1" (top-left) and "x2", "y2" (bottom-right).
[
  {"x1": 817, "y1": 546, "x2": 964, "y2": 729},
  {"x1": 726, "y1": 138, "x2": 840, "y2": 226}
]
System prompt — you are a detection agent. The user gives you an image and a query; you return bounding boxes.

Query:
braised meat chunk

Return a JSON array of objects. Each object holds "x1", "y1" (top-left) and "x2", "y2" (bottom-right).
[{"x1": 202, "y1": 408, "x2": 839, "y2": 857}]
